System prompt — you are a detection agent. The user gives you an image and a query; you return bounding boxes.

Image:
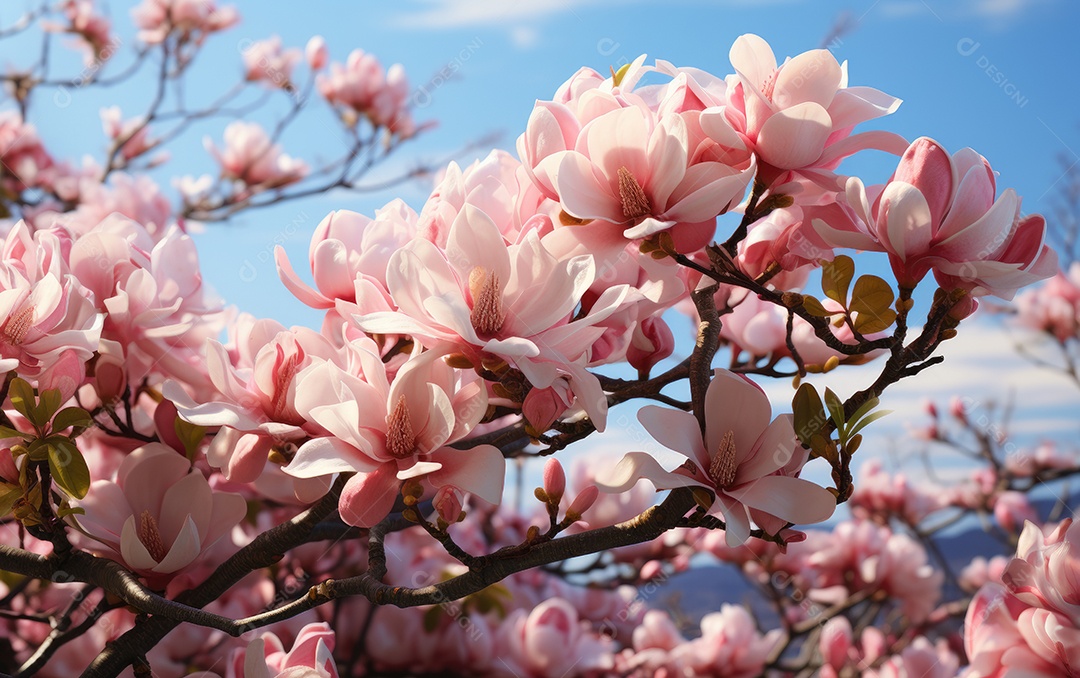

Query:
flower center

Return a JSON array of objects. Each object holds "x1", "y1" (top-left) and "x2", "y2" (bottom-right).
[
  {"x1": 2, "y1": 304, "x2": 34, "y2": 346},
  {"x1": 760, "y1": 68, "x2": 779, "y2": 103},
  {"x1": 708, "y1": 430, "x2": 738, "y2": 489},
  {"x1": 138, "y1": 509, "x2": 169, "y2": 563},
  {"x1": 270, "y1": 344, "x2": 304, "y2": 421},
  {"x1": 468, "y1": 266, "x2": 506, "y2": 336},
  {"x1": 617, "y1": 166, "x2": 651, "y2": 220},
  {"x1": 386, "y1": 394, "x2": 417, "y2": 459}
]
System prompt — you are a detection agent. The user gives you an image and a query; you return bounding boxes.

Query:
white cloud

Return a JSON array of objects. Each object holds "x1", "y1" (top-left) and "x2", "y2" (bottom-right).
[
  {"x1": 969, "y1": 0, "x2": 1050, "y2": 18},
  {"x1": 510, "y1": 26, "x2": 541, "y2": 50},
  {"x1": 390, "y1": 0, "x2": 604, "y2": 29}
]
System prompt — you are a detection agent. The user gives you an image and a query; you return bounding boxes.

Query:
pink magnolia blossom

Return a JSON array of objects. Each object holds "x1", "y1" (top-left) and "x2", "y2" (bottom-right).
[
  {"x1": 68, "y1": 214, "x2": 223, "y2": 390},
  {"x1": 0, "y1": 112, "x2": 56, "y2": 194},
  {"x1": 243, "y1": 36, "x2": 302, "y2": 89},
  {"x1": 275, "y1": 202, "x2": 418, "y2": 320},
  {"x1": 598, "y1": 369, "x2": 836, "y2": 546},
  {"x1": 284, "y1": 345, "x2": 503, "y2": 527},
  {"x1": 55, "y1": 173, "x2": 175, "y2": 240},
  {"x1": 76, "y1": 443, "x2": 246, "y2": 581},
  {"x1": 674, "y1": 604, "x2": 783, "y2": 677},
  {"x1": 849, "y1": 459, "x2": 946, "y2": 525},
  {"x1": 317, "y1": 50, "x2": 415, "y2": 137},
  {"x1": 721, "y1": 33, "x2": 906, "y2": 182},
  {"x1": 960, "y1": 555, "x2": 1009, "y2": 594},
  {"x1": 0, "y1": 222, "x2": 102, "y2": 381},
  {"x1": 207, "y1": 122, "x2": 308, "y2": 191},
  {"x1": 46, "y1": 0, "x2": 114, "y2": 66},
  {"x1": 355, "y1": 204, "x2": 630, "y2": 430},
  {"x1": 416, "y1": 149, "x2": 550, "y2": 247},
  {"x1": 163, "y1": 319, "x2": 339, "y2": 483},
  {"x1": 494, "y1": 597, "x2": 614, "y2": 678},
  {"x1": 963, "y1": 583, "x2": 1064, "y2": 677},
  {"x1": 790, "y1": 520, "x2": 944, "y2": 623},
  {"x1": 865, "y1": 636, "x2": 960, "y2": 678},
  {"x1": 1015, "y1": 262, "x2": 1080, "y2": 341},
  {"x1": 540, "y1": 104, "x2": 754, "y2": 258},
  {"x1": 225, "y1": 622, "x2": 338, "y2": 678},
  {"x1": 305, "y1": 36, "x2": 327, "y2": 70},
  {"x1": 131, "y1": 0, "x2": 239, "y2": 45},
  {"x1": 815, "y1": 137, "x2": 1057, "y2": 297},
  {"x1": 101, "y1": 107, "x2": 159, "y2": 163}
]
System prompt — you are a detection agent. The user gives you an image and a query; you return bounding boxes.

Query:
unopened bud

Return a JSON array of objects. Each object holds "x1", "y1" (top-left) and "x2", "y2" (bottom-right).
[
  {"x1": 565, "y1": 485, "x2": 598, "y2": 521},
  {"x1": 542, "y1": 458, "x2": 565, "y2": 504}
]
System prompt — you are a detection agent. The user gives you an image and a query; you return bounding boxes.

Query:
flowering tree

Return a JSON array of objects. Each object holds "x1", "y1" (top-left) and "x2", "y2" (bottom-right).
[{"x1": 0, "y1": 2, "x2": 1074, "y2": 677}]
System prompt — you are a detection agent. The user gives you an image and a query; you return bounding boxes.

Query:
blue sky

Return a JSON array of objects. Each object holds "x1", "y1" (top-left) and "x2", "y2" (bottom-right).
[
  {"x1": 4, "y1": 0, "x2": 1080, "y2": 492},
  {"x1": 6, "y1": 0, "x2": 1077, "y2": 327}
]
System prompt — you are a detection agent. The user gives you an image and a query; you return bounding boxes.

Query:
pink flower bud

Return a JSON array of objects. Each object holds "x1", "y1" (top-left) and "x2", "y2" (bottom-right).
[
  {"x1": 627, "y1": 314, "x2": 675, "y2": 378},
  {"x1": 543, "y1": 458, "x2": 566, "y2": 504},
  {"x1": 923, "y1": 399, "x2": 938, "y2": 419},
  {"x1": 566, "y1": 485, "x2": 598, "y2": 519},
  {"x1": 305, "y1": 35, "x2": 327, "y2": 70},
  {"x1": 93, "y1": 341, "x2": 127, "y2": 404},
  {"x1": 819, "y1": 617, "x2": 853, "y2": 670},
  {"x1": 433, "y1": 485, "x2": 464, "y2": 524},
  {"x1": 522, "y1": 383, "x2": 570, "y2": 434},
  {"x1": 949, "y1": 396, "x2": 967, "y2": 422},
  {"x1": 37, "y1": 349, "x2": 85, "y2": 404}
]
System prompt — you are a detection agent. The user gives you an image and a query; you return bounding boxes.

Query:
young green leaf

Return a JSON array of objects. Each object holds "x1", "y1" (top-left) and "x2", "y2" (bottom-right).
[
  {"x1": 52, "y1": 407, "x2": 94, "y2": 433},
  {"x1": 35, "y1": 388, "x2": 63, "y2": 427},
  {"x1": 0, "y1": 424, "x2": 28, "y2": 440},
  {"x1": 48, "y1": 439, "x2": 91, "y2": 499},
  {"x1": 801, "y1": 295, "x2": 833, "y2": 317},
  {"x1": 8, "y1": 378, "x2": 36, "y2": 424},
  {"x1": 847, "y1": 409, "x2": 893, "y2": 440},
  {"x1": 792, "y1": 383, "x2": 825, "y2": 447},
  {"x1": 821, "y1": 255, "x2": 855, "y2": 305},
  {"x1": 850, "y1": 275, "x2": 897, "y2": 333},
  {"x1": 0, "y1": 483, "x2": 21, "y2": 517},
  {"x1": 823, "y1": 388, "x2": 846, "y2": 435}
]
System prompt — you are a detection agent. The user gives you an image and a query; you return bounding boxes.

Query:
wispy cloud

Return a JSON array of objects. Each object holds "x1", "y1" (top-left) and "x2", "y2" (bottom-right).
[
  {"x1": 879, "y1": 0, "x2": 1055, "y2": 21},
  {"x1": 389, "y1": 0, "x2": 607, "y2": 29}
]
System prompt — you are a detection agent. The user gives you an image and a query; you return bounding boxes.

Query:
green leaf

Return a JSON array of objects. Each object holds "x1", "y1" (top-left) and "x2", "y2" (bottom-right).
[
  {"x1": 52, "y1": 407, "x2": 94, "y2": 433},
  {"x1": 823, "y1": 388, "x2": 846, "y2": 436},
  {"x1": 8, "y1": 378, "x2": 36, "y2": 424},
  {"x1": 56, "y1": 505, "x2": 85, "y2": 518},
  {"x1": 48, "y1": 439, "x2": 91, "y2": 499},
  {"x1": 174, "y1": 418, "x2": 207, "y2": 462},
  {"x1": 34, "y1": 389, "x2": 63, "y2": 427},
  {"x1": 849, "y1": 275, "x2": 897, "y2": 333},
  {"x1": 854, "y1": 307, "x2": 897, "y2": 334},
  {"x1": 847, "y1": 409, "x2": 893, "y2": 440},
  {"x1": 792, "y1": 383, "x2": 825, "y2": 447},
  {"x1": 0, "y1": 483, "x2": 21, "y2": 517},
  {"x1": 821, "y1": 255, "x2": 855, "y2": 305},
  {"x1": 0, "y1": 424, "x2": 28, "y2": 440},
  {"x1": 26, "y1": 439, "x2": 50, "y2": 462},
  {"x1": 801, "y1": 295, "x2": 833, "y2": 317},
  {"x1": 848, "y1": 397, "x2": 880, "y2": 426}
]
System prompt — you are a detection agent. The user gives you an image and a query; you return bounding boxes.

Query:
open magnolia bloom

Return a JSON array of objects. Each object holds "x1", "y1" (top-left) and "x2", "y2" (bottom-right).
[
  {"x1": 597, "y1": 369, "x2": 836, "y2": 546},
  {"x1": 75, "y1": 444, "x2": 246, "y2": 581}
]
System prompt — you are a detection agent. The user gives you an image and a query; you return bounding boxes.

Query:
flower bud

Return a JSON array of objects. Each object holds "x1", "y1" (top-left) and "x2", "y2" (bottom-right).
[
  {"x1": 433, "y1": 486, "x2": 464, "y2": 525},
  {"x1": 542, "y1": 458, "x2": 565, "y2": 504},
  {"x1": 566, "y1": 485, "x2": 598, "y2": 521},
  {"x1": 305, "y1": 36, "x2": 327, "y2": 70}
]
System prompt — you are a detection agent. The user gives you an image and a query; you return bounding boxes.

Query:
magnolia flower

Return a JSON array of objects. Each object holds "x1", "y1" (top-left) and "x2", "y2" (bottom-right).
[
  {"x1": 206, "y1": 122, "x2": 308, "y2": 191},
  {"x1": 163, "y1": 320, "x2": 340, "y2": 482},
  {"x1": 225, "y1": 622, "x2": 339, "y2": 678},
  {"x1": 243, "y1": 36, "x2": 301, "y2": 89},
  {"x1": 76, "y1": 444, "x2": 246, "y2": 580},
  {"x1": 131, "y1": 0, "x2": 239, "y2": 45},
  {"x1": 284, "y1": 345, "x2": 503, "y2": 527},
  {"x1": 494, "y1": 598, "x2": 614, "y2": 678},
  {"x1": 356, "y1": 204, "x2": 629, "y2": 429},
  {"x1": 721, "y1": 33, "x2": 906, "y2": 178},
  {"x1": 317, "y1": 50, "x2": 415, "y2": 136},
  {"x1": 597, "y1": 368, "x2": 836, "y2": 546},
  {"x1": 815, "y1": 137, "x2": 1057, "y2": 297}
]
